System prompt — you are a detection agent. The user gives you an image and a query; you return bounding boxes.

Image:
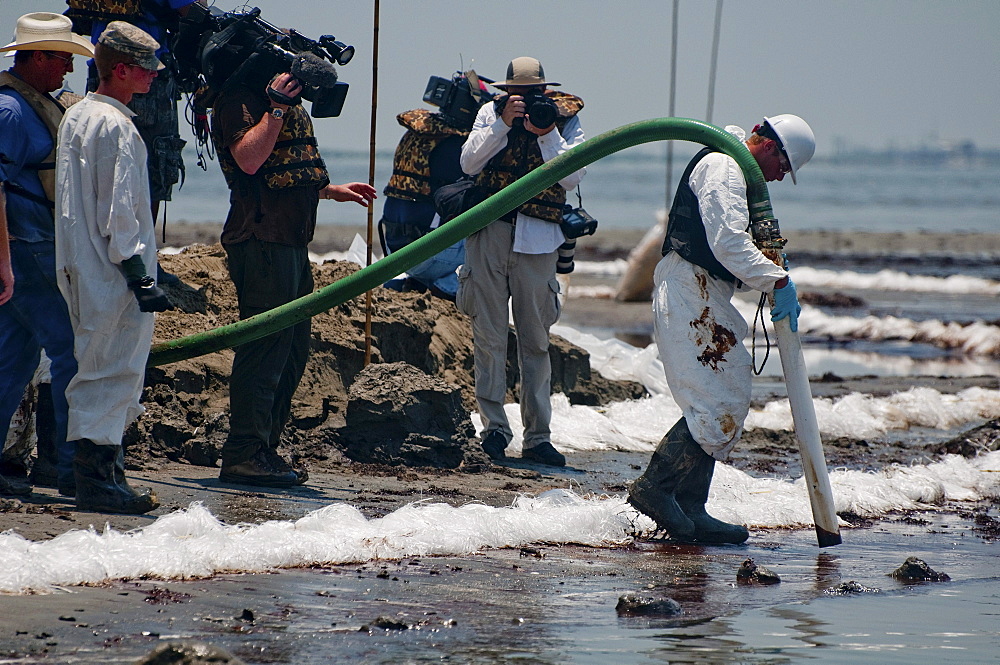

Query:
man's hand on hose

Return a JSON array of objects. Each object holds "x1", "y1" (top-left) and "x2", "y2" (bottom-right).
[
  {"x1": 122, "y1": 255, "x2": 174, "y2": 312},
  {"x1": 770, "y1": 276, "x2": 801, "y2": 332}
]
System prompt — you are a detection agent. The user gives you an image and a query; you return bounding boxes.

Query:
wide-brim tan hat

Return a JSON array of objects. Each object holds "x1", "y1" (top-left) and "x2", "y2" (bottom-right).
[
  {"x1": 0, "y1": 12, "x2": 95, "y2": 57},
  {"x1": 493, "y1": 56, "x2": 560, "y2": 89}
]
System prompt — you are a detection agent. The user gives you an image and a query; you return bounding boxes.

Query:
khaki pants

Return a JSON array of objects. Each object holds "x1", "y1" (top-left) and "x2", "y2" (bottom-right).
[{"x1": 457, "y1": 221, "x2": 561, "y2": 449}]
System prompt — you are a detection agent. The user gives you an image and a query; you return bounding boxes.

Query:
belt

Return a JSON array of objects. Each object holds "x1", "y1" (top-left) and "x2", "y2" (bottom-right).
[{"x1": 499, "y1": 209, "x2": 517, "y2": 224}]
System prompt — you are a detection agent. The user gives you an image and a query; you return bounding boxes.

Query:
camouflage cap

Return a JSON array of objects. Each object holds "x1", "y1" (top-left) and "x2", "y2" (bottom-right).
[{"x1": 98, "y1": 21, "x2": 164, "y2": 71}]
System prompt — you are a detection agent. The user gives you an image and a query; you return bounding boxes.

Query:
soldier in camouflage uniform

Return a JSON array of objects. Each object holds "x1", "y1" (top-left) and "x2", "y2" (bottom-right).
[{"x1": 210, "y1": 71, "x2": 375, "y2": 488}]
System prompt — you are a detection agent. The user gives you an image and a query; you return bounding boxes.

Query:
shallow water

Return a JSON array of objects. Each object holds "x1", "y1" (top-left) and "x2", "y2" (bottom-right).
[{"x1": 1, "y1": 511, "x2": 996, "y2": 664}]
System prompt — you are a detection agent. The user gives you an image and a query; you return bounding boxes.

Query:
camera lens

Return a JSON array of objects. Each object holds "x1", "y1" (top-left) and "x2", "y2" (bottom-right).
[{"x1": 528, "y1": 99, "x2": 557, "y2": 130}]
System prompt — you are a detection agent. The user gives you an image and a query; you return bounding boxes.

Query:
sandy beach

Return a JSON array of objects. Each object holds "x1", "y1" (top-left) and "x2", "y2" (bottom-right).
[{"x1": 1, "y1": 225, "x2": 998, "y2": 663}]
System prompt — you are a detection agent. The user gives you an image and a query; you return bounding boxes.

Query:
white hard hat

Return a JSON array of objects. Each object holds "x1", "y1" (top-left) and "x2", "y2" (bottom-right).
[{"x1": 763, "y1": 114, "x2": 815, "y2": 184}]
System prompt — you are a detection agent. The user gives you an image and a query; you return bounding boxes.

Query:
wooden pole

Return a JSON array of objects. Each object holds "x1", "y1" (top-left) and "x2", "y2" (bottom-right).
[{"x1": 363, "y1": 0, "x2": 380, "y2": 366}]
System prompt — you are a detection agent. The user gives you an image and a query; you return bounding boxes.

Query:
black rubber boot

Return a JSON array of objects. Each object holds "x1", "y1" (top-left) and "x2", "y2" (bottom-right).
[
  {"x1": 29, "y1": 383, "x2": 76, "y2": 495},
  {"x1": 73, "y1": 439, "x2": 159, "y2": 514},
  {"x1": 627, "y1": 418, "x2": 698, "y2": 540},
  {"x1": 676, "y1": 433, "x2": 750, "y2": 545}
]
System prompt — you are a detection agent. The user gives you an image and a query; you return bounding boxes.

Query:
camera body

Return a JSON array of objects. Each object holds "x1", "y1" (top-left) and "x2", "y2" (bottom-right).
[
  {"x1": 422, "y1": 72, "x2": 495, "y2": 130},
  {"x1": 495, "y1": 89, "x2": 559, "y2": 131},
  {"x1": 173, "y1": 4, "x2": 353, "y2": 118}
]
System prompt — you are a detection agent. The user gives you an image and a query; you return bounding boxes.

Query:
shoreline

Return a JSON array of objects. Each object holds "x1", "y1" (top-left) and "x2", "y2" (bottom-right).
[{"x1": 158, "y1": 221, "x2": 1000, "y2": 258}]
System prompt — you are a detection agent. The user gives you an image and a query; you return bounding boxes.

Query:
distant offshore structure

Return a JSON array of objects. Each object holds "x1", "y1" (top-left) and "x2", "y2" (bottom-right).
[{"x1": 828, "y1": 138, "x2": 999, "y2": 167}]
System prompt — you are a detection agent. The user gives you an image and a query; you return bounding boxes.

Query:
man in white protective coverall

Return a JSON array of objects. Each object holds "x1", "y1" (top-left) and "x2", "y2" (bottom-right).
[
  {"x1": 628, "y1": 115, "x2": 814, "y2": 544},
  {"x1": 55, "y1": 22, "x2": 173, "y2": 514}
]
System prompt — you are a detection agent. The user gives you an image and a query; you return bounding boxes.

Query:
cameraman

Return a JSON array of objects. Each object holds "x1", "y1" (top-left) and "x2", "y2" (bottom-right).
[
  {"x1": 211, "y1": 71, "x2": 375, "y2": 488},
  {"x1": 458, "y1": 57, "x2": 585, "y2": 467},
  {"x1": 380, "y1": 71, "x2": 492, "y2": 301}
]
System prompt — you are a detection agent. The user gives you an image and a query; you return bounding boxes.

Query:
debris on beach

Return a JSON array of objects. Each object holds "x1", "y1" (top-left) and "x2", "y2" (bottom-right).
[
  {"x1": 798, "y1": 291, "x2": 866, "y2": 308},
  {"x1": 825, "y1": 581, "x2": 881, "y2": 596},
  {"x1": 615, "y1": 593, "x2": 683, "y2": 617},
  {"x1": 932, "y1": 417, "x2": 1000, "y2": 457},
  {"x1": 967, "y1": 510, "x2": 1000, "y2": 541},
  {"x1": 134, "y1": 641, "x2": 245, "y2": 664},
  {"x1": 362, "y1": 615, "x2": 410, "y2": 631},
  {"x1": 736, "y1": 558, "x2": 781, "y2": 585},
  {"x1": 890, "y1": 556, "x2": 951, "y2": 582}
]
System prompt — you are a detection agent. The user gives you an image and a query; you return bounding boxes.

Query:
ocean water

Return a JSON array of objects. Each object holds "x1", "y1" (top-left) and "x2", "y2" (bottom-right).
[{"x1": 165, "y1": 147, "x2": 1000, "y2": 234}]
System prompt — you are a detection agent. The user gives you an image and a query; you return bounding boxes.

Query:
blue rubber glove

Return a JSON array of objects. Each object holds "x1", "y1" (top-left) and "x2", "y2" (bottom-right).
[{"x1": 770, "y1": 277, "x2": 801, "y2": 332}]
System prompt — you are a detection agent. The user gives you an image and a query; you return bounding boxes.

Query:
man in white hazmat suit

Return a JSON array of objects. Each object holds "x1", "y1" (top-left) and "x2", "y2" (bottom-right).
[
  {"x1": 55, "y1": 22, "x2": 173, "y2": 514},
  {"x1": 628, "y1": 115, "x2": 814, "y2": 544}
]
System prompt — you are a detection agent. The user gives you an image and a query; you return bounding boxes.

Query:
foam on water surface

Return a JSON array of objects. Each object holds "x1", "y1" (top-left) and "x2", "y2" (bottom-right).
[{"x1": 2, "y1": 452, "x2": 997, "y2": 594}]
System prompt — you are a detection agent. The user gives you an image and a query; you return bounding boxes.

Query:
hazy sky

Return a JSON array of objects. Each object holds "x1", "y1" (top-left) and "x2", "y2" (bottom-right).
[{"x1": 3, "y1": 0, "x2": 998, "y2": 157}]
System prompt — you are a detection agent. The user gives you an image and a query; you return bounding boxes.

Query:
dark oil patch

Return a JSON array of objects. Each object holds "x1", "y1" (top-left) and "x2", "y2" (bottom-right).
[
  {"x1": 695, "y1": 272, "x2": 709, "y2": 301},
  {"x1": 690, "y1": 307, "x2": 738, "y2": 371}
]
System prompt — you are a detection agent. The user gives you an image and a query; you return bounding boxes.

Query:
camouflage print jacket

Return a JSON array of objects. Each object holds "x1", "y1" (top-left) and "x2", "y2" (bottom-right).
[
  {"x1": 473, "y1": 90, "x2": 584, "y2": 223},
  {"x1": 383, "y1": 108, "x2": 470, "y2": 203}
]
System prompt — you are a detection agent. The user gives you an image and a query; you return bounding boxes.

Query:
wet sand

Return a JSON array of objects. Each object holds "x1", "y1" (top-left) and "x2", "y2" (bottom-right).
[
  {"x1": 2, "y1": 225, "x2": 999, "y2": 662},
  {"x1": 1, "y1": 454, "x2": 998, "y2": 663}
]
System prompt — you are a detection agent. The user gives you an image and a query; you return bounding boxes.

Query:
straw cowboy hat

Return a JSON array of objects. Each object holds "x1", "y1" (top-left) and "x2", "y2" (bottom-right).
[
  {"x1": 0, "y1": 12, "x2": 95, "y2": 57},
  {"x1": 493, "y1": 57, "x2": 560, "y2": 89}
]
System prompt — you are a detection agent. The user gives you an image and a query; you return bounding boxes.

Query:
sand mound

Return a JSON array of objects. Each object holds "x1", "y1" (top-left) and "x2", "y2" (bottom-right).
[{"x1": 128, "y1": 244, "x2": 646, "y2": 472}]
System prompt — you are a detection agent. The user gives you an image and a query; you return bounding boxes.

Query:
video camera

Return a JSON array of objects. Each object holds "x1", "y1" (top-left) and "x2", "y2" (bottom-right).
[
  {"x1": 495, "y1": 89, "x2": 559, "y2": 131},
  {"x1": 422, "y1": 70, "x2": 495, "y2": 130},
  {"x1": 173, "y1": 4, "x2": 354, "y2": 118}
]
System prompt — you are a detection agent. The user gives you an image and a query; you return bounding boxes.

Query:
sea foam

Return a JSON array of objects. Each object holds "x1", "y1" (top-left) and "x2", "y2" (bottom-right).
[{"x1": 3, "y1": 452, "x2": 997, "y2": 594}]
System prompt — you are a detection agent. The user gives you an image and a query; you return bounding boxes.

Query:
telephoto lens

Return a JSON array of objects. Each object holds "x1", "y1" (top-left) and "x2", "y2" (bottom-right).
[{"x1": 556, "y1": 239, "x2": 576, "y2": 274}]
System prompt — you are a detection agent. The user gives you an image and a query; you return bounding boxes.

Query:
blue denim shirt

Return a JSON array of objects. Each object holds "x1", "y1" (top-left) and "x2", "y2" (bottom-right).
[{"x1": 0, "y1": 81, "x2": 56, "y2": 242}]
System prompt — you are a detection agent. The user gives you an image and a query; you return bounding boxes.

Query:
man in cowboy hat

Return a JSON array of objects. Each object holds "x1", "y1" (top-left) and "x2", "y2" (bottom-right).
[
  {"x1": 0, "y1": 12, "x2": 93, "y2": 499},
  {"x1": 54, "y1": 21, "x2": 174, "y2": 514},
  {"x1": 458, "y1": 56, "x2": 586, "y2": 467}
]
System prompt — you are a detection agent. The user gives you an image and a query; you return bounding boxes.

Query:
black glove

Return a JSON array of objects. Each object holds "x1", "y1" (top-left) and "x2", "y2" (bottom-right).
[{"x1": 128, "y1": 275, "x2": 174, "y2": 312}]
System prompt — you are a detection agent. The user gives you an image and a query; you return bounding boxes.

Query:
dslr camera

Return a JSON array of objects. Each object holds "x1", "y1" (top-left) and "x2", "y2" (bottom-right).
[
  {"x1": 422, "y1": 70, "x2": 495, "y2": 130},
  {"x1": 173, "y1": 4, "x2": 354, "y2": 118},
  {"x1": 495, "y1": 89, "x2": 559, "y2": 131}
]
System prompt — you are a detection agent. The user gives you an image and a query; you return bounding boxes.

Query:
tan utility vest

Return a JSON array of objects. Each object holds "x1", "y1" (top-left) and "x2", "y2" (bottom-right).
[
  {"x1": 0, "y1": 71, "x2": 71, "y2": 210},
  {"x1": 473, "y1": 91, "x2": 584, "y2": 223},
  {"x1": 384, "y1": 109, "x2": 469, "y2": 203}
]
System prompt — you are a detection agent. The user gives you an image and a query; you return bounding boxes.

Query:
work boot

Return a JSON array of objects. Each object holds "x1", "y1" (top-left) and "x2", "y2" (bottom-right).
[
  {"x1": 627, "y1": 418, "x2": 699, "y2": 540},
  {"x1": 480, "y1": 430, "x2": 508, "y2": 461},
  {"x1": 676, "y1": 442, "x2": 750, "y2": 545},
  {"x1": 220, "y1": 449, "x2": 299, "y2": 487},
  {"x1": 29, "y1": 383, "x2": 58, "y2": 489},
  {"x1": 522, "y1": 441, "x2": 566, "y2": 467},
  {"x1": 263, "y1": 448, "x2": 309, "y2": 485},
  {"x1": 0, "y1": 472, "x2": 32, "y2": 497},
  {"x1": 28, "y1": 383, "x2": 76, "y2": 495},
  {"x1": 73, "y1": 439, "x2": 159, "y2": 514}
]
